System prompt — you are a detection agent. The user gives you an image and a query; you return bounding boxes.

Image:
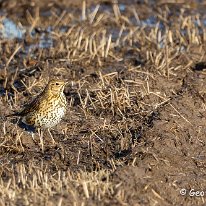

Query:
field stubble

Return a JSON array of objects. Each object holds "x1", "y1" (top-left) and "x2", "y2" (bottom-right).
[{"x1": 0, "y1": 0, "x2": 206, "y2": 205}]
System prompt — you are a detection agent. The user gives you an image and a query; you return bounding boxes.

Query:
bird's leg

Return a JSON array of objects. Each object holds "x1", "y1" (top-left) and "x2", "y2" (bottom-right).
[
  {"x1": 31, "y1": 131, "x2": 36, "y2": 144},
  {"x1": 47, "y1": 128, "x2": 55, "y2": 144},
  {"x1": 37, "y1": 128, "x2": 44, "y2": 152}
]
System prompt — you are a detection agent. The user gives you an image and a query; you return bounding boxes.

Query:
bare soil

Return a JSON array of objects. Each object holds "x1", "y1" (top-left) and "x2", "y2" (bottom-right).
[{"x1": 0, "y1": 0, "x2": 206, "y2": 205}]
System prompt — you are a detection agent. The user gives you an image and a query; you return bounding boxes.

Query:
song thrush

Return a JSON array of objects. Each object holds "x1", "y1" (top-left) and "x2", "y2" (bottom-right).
[{"x1": 7, "y1": 79, "x2": 67, "y2": 129}]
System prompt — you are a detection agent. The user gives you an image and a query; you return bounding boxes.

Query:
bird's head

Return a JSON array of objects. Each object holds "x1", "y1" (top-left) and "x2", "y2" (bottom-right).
[{"x1": 46, "y1": 79, "x2": 67, "y2": 95}]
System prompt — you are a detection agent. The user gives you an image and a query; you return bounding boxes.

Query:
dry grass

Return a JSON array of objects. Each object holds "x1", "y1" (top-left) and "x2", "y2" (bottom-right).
[
  {"x1": 0, "y1": 0, "x2": 206, "y2": 205},
  {"x1": 0, "y1": 163, "x2": 115, "y2": 205}
]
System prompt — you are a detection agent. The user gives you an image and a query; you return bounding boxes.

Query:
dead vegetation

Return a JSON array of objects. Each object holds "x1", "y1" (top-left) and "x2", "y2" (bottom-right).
[{"x1": 0, "y1": 0, "x2": 206, "y2": 205}]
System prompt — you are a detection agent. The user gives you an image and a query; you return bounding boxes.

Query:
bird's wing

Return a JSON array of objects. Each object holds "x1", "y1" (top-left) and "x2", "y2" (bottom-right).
[{"x1": 14, "y1": 92, "x2": 44, "y2": 116}]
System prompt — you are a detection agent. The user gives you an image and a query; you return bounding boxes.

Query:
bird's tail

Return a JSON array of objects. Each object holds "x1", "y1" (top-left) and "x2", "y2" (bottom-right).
[{"x1": 3, "y1": 113, "x2": 19, "y2": 119}]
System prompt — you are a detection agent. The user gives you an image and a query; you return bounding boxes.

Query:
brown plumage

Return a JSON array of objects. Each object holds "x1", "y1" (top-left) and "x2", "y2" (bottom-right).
[{"x1": 7, "y1": 79, "x2": 67, "y2": 128}]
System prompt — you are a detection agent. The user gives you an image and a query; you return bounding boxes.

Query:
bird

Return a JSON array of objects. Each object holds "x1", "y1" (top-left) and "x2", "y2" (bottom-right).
[{"x1": 6, "y1": 79, "x2": 67, "y2": 143}]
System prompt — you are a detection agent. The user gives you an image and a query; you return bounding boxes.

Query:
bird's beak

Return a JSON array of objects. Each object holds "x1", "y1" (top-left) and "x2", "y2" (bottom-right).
[{"x1": 64, "y1": 80, "x2": 69, "y2": 85}]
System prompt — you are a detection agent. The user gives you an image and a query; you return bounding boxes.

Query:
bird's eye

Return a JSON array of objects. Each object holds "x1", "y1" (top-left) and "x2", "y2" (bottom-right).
[{"x1": 55, "y1": 83, "x2": 59, "y2": 86}]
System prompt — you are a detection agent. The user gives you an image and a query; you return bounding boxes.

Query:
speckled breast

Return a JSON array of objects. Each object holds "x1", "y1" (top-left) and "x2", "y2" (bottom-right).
[{"x1": 35, "y1": 96, "x2": 67, "y2": 128}]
